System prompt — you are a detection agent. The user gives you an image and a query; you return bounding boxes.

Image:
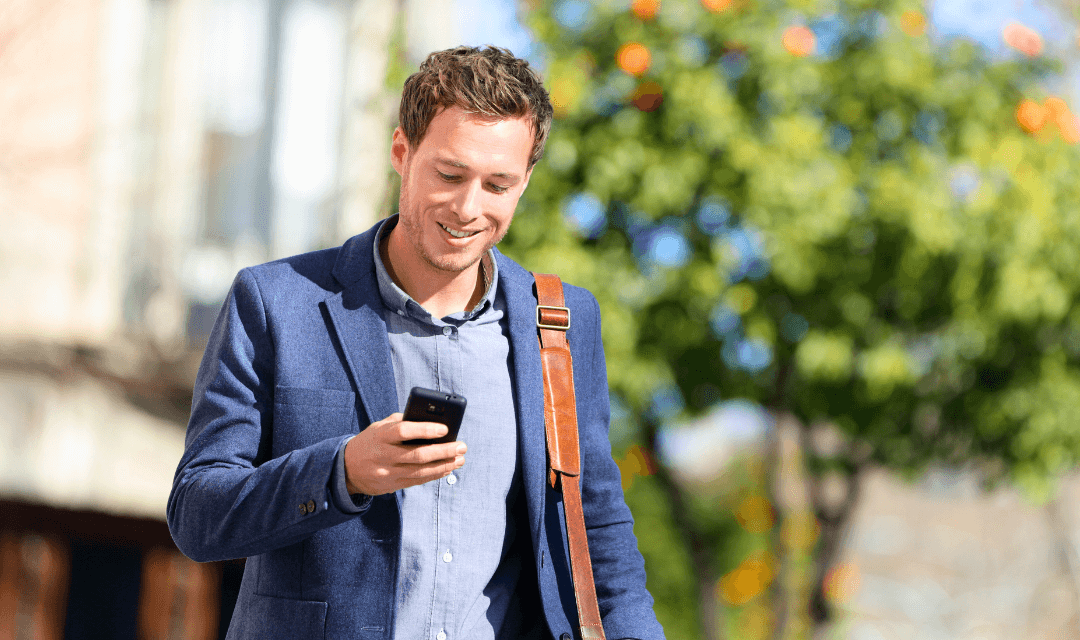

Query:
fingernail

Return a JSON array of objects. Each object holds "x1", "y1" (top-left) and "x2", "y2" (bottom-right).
[{"x1": 456, "y1": 444, "x2": 467, "y2": 454}]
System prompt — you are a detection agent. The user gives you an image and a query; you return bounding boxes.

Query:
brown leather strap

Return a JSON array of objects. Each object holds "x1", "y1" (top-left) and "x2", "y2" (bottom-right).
[{"x1": 534, "y1": 273, "x2": 606, "y2": 640}]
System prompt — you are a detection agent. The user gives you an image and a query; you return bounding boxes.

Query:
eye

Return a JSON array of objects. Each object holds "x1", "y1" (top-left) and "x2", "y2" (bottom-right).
[
  {"x1": 488, "y1": 183, "x2": 510, "y2": 194},
  {"x1": 437, "y1": 171, "x2": 461, "y2": 183}
]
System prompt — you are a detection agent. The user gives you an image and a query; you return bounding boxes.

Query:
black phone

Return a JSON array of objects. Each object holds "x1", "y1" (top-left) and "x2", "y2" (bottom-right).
[{"x1": 400, "y1": 387, "x2": 467, "y2": 445}]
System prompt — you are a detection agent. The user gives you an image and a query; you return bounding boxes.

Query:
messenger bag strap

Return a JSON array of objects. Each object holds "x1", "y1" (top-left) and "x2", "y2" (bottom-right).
[{"x1": 533, "y1": 272, "x2": 606, "y2": 640}]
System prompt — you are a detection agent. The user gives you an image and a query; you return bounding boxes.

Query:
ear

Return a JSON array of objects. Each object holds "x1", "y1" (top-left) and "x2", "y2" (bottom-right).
[{"x1": 390, "y1": 127, "x2": 410, "y2": 177}]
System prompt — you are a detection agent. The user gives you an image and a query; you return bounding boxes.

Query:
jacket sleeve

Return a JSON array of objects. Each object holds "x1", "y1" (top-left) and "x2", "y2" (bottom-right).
[
  {"x1": 167, "y1": 268, "x2": 362, "y2": 562},
  {"x1": 573, "y1": 291, "x2": 666, "y2": 640}
]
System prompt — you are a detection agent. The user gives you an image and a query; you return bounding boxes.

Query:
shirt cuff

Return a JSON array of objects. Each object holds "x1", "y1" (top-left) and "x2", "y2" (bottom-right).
[{"x1": 330, "y1": 435, "x2": 373, "y2": 514}]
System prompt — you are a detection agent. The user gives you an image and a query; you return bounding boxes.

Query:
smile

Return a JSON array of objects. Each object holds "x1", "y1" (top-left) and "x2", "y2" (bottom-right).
[{"x1": 439, "y1": 222, "x2": 480, "y2": 239}]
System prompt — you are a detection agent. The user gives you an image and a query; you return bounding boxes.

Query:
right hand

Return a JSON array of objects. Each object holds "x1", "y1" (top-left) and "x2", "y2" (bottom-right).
[{"x1": 343, "y1": 412, "x2": 466, "y2": 496}]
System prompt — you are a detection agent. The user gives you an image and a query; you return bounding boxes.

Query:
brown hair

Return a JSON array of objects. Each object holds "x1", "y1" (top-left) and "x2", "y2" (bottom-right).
[{"x1": 399, "y1": 46, "x2": 553, "y2": 170}]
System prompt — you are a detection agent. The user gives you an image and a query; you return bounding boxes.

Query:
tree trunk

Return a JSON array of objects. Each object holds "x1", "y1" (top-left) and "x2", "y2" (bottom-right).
[
  {"x1": 763, "y1": 413, "x2": 789, "y2": 640},
  {"x1": 797, "y1": 423, "x2": 864, "y2": 640},
  {"x1": 642, "y1": 416, "x2": 726, "y2": 640}
]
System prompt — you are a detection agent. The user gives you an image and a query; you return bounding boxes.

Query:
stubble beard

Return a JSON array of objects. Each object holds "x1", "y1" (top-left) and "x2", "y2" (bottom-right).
[{"x1": 397, "y1": 184, "x2": 506, "y2": 275}]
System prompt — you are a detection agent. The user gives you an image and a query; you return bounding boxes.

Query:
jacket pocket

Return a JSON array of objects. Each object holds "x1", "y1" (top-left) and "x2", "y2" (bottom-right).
[
  {"x1": 272, "y1": 386, "x2": 358, "y2": 456},
  {"x1": 226, "y1": 593, "x2": 327, "y2": 639}
]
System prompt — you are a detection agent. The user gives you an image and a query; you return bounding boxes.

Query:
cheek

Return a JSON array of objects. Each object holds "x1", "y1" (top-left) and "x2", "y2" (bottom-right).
[{"x1": 495, "y1": 196, "x2": 522, "y2": 224}]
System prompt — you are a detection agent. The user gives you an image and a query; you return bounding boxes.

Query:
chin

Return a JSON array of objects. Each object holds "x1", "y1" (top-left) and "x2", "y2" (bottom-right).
[{"x1": 422, "y1": 252, "x2": 483, "y2": 274}]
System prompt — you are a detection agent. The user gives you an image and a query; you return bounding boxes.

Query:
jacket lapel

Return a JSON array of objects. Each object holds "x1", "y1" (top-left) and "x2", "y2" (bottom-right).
[
  {"x1": 324, "y1": 223, "x2": 399, "y2": 425},
  {"x1": 496, "y1": 250, "x2": 547, "y2": 537}
]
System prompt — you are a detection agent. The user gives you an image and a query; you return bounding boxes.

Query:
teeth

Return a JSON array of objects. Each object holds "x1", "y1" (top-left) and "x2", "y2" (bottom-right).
[{"x1": 440, "y1": 223, "x2": 475, "y2": 239}]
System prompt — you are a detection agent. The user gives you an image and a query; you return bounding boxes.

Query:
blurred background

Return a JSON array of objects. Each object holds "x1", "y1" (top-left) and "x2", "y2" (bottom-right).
[{"x1": 5, "y1": 0, "x2": 1080, "y2": 638}]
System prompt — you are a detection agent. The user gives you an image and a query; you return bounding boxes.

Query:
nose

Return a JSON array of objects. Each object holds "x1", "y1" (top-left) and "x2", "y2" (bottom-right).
[{"x1": 451, "y1": 179, "x2": 483, "y2": 222}]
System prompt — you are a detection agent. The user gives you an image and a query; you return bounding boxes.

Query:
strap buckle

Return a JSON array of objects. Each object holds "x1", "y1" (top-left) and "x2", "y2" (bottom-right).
[{"x1": 536, "y1": 305, "x2": 571, "y2": 331}]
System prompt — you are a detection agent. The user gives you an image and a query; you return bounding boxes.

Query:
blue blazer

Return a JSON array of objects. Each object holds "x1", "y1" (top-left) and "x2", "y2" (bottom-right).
[{"x1": 168, "y1": 220, "x2": 665, "y2": 640}]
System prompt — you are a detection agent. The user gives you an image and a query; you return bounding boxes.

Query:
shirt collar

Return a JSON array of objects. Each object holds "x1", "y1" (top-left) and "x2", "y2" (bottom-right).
[{"x1": 372, "y1": 215, "x2": 499, "y2": 323}]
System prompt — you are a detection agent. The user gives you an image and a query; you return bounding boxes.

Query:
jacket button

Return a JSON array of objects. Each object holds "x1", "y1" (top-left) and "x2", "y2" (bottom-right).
[
  {"x1": 560, "y1": 634, "x2": 571, "y2": 640},
  {"x1": 306, "y1": 500, "x2": 316, "y2": 513},
  {"x1": 299, "y1": 503, "x2": 307, "y2": 515}
]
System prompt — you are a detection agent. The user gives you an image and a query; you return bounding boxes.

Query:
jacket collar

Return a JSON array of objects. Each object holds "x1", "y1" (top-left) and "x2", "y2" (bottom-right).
[
  {"x1": 325, "y1": 220, "x2": 399, "y2": 424},
  {"x1": 327, "y1": 220, "x2": 546, "y2": 533},
  {"x1": 494, "y1": 249, "x2": 546, "y2": 537}
]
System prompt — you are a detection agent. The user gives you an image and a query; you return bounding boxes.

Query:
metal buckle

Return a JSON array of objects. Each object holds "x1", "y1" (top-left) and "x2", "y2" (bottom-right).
[{"x1": 536, "y1": 305, "x2": 570, "y2": 330}]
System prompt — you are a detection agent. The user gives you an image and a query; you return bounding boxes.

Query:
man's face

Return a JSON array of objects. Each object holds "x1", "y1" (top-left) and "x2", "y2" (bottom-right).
[{"x1": 390, "y1": 106, "x2": 534, "y2": 275}]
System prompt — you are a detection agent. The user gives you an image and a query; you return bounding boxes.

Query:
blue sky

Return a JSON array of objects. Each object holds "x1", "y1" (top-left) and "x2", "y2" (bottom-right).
[
  {"x1": 457, "y1": 0, "x2": 1078, "y2": 59},
  {"x1": 456, "y1": 0, "x2": 534, "y2": 59},
  {"x1": 931, "y1": 0, "x2": 1073, "y2": 53}
]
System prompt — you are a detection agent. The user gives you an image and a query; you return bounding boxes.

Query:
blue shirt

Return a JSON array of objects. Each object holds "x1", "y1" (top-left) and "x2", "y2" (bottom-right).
[{"x1": 330, "y1": 216, "x2": 524, "y2": 640}]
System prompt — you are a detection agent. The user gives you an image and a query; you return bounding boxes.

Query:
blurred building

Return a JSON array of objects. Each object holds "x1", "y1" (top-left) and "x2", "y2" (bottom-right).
[
  {"x1": 0, "y1": 0, "x2": 460, "y2": 636},
  {"x1": 840, "y1": 469, "x2": 1080, "y2": 640}
]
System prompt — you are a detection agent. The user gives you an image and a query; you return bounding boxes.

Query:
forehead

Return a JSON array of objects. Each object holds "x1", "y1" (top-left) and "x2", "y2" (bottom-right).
[{"x1": 414, "y1": 106, "x2": 534, "y2": 173}]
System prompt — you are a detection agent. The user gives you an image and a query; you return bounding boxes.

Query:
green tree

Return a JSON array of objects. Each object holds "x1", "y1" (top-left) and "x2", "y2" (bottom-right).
[{"x1": 500, "y1": 0, "x2": 1080, "y2": 637}]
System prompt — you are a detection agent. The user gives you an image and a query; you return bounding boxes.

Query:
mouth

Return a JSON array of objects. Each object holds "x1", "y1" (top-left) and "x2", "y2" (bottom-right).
[{"x1": 438, "y1": 222, "x2": 481, "y2": 239}]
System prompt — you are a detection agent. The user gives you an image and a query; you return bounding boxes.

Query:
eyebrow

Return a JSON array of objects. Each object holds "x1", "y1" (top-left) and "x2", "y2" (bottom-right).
[{"x1": 437, "y1": 158, "x2": 523, "y2": 184}]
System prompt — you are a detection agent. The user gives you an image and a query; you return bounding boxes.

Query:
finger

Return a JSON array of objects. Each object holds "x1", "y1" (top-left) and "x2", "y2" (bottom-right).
[
  {"x1": 395, "y1": 420, "x2": 450, "y2": 442},
  {"x1": 400, "y1": 441, "x2": 466, "y2": 465},
  {"x1": 398, "y1": 458, "x2": 465, "y2": 487},
  {"x1": 375, "y1": 412, "x2": 404, "y2": 427}
]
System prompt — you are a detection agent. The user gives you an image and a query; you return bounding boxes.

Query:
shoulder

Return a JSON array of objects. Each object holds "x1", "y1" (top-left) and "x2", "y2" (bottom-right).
[
  {"x1": 221, "y1": 248, "x2": 341, "y2": 319},
  {"x1": 242, "y1": 246, "x2": 341, "y2": 292},
  {"x1": 241, "y1": 216, "x2": 384, "y2": 292}
]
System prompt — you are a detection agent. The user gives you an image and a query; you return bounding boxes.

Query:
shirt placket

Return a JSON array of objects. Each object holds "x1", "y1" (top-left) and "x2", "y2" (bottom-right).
[{"x1": 431, "y1": 321, "x2": 461, "y2": 640}]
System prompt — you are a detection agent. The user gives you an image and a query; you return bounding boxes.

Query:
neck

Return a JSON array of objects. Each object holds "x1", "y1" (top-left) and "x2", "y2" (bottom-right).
[{"x1": 382, "y1": 227, "x2": 486, "y2": 319}]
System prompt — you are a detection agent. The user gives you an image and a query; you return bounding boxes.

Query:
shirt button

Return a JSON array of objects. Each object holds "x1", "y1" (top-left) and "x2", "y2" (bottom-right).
[
  {"x1": 436, "y1": 632, "x2": 447, "y2": 640},
  {"x1": 446, "y1": 473, "x2": 457, "y2": 485},
  {"x1": 396, "y1": 309, "x2": 405, "y2": 316},
  {"x1": 442, "y1": 326, "x2": 452, "y2": 336},
  {"x1": 443, "y1": 550, "x2": 452, "y2": 563}
]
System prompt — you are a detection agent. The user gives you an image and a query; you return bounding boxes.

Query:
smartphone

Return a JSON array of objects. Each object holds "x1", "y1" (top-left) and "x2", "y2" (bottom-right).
[{"x1": 400, "y1": 387, "x2": 467, "y2": 445}]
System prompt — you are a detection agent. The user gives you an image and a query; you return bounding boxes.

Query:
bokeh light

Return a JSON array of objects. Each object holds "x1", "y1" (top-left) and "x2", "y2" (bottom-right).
[
  {"x1": 631, "y1": 80, "x2": 664, "y2": 111},
  {"x1": 823, "y1": 562, "x2": 861, "y2": 603},
  {"x1": 1047, "y1": 96, "x2": 1080, "y2": 143},
  {"x1": 900, "y1": 10, "x2": 927, "y2": 37},
  {"x1": 696, "y1": 197, "x2": 731, "y2": 235},
  {"x1": 782, "y1": 25, "x2": 816, "y2": 57},
  {"x1": 701, "y1": 0, "x2": 734, "y2": 12},
  {"x1": 719, "y1": 49, "x2": 749, "y2": 80},
  {"x1": 811, "y1": 14, "x2": 848, "y2": 59},
  {"x1": 550, "y1": 77, "x2": 578, "y2": 117},
  {"x1": 1059, "y1": 114, "x2": 1080, "y2": 143},
  {"x1": 735, "y1": 338, "x2": 773, "y2": 373},
  {"x1": 676, "y1": 36, "x2": 710, "y2": 67},
  {"x1": 719, "y1": 552, "x2": 773, "y2": 605},
  {"x1": 710, "y1": 303, "x2": 742, "y2": 338},
  {"x1": 562, "y1": 192, "x2": 607, "y2": 238},
  {"x1": 735, "y1": 495, "x2": 775, "y2": 533},
  {"x1": 1016, "y1": 99, "x2": 1047, "y2": 133},
  {"x1": 617, "y1": 42, "x2": 652, "y2": 76},
  {"x1": 1003, "y1": 22, "x2": 1043, "y2": 57},
  {"x1": 631, "y1": 0, "x2": 661, "y2": 21},
  {"x1": 948, "y1": 164, "x2": 980, "y2": 201},
  {"x1": 723, "y1": 226, "x2": 768, "y2": 282},
  {"x1": 616, "y1": 444, "x2": 659, "y2": 490},
  {"x1": 650, "y1": 385, "x2": 686, "y2": 420},
  {"x1": 553, "y1": 0, "x2": 593, "y2": 31},
  {"x1": 647, "y1": 227, "x2": 692, "y2": 267}
]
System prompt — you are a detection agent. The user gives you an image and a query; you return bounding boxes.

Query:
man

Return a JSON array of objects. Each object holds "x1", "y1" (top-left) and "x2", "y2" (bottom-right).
[{"x1": 168, "y1": 46, "x2": 665, "y2": 640}]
